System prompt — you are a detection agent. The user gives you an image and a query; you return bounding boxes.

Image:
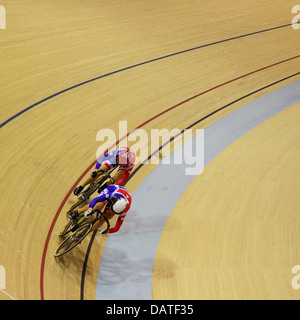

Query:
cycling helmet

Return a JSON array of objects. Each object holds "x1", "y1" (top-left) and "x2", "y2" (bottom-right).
[
  {"x1": 111, "y1": 197, "x2": 127, "y2": 214},
  {"x1": 117, "y1": 149, "x2": 134, "y2": 165}
]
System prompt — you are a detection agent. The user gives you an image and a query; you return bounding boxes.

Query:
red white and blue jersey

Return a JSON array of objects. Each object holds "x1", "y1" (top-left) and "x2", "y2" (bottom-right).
[
  {"x1": 89, "y1": 185, "x2": 131, "y2": 214},
  {"x1": 89, "y1": 185, "x2": 132, "y2": 234},
  {"x1": 95, "y1": 147, "x2": 135, "y2": 172}
]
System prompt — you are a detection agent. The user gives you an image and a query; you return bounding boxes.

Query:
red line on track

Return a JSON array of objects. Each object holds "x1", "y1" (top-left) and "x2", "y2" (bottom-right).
[{"x1": 40, "y1": 54, "x2": 300, "y2": 299}]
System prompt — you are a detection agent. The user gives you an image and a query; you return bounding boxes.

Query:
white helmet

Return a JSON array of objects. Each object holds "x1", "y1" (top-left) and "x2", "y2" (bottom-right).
[{"x1": 111, "y1": 198, "x2": 127, "y2": 214}]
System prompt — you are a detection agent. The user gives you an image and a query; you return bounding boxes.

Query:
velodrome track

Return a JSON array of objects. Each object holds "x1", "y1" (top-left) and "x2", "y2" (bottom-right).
[{"x1": 0, "y1": 0, "x2": 300, "y2": 300}]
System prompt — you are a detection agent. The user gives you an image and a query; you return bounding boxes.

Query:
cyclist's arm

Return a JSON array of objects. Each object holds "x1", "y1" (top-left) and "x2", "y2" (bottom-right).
[
  {"x1": 114, "y1": 163, "x2": 134, "y2": 186},
  {"x1": 115, "y1": 170, "x2": 131, "y2": 186},
  {"x1": 108, "y1": 169, "x2": 125, "y2": 186},
  {"x1": 109, "y1": 215, "x2": 126, "y2": 233},
  {"x1": 95, "y1": 151, "x2": 117, "y2": 169},
  {"x1": 89, "y1": 194, "x2": 108, "y2": 209},
  {"x1": 89, "y1": 186, "x2": 116, "y2": 209}
]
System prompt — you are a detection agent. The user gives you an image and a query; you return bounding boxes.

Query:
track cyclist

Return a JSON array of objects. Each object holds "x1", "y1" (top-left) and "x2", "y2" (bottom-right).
[
  {"x1": 70, "y1": 184, "x2": 132, "y2": 234},
  {"x1": 73, "y1": 147, "x2": 135, "y2": 196}
]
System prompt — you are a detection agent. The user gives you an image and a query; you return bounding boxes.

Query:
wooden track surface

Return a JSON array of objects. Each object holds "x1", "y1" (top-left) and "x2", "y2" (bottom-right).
[
  {"x1": 0, "y1": 0, "x2": 299, "y2": 300},
  {"x1": 153, "y1": 103, "x2": 300, "y2": 300}
]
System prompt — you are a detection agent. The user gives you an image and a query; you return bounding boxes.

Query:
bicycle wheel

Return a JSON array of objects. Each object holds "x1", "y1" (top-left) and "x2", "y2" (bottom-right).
[
  {"x1": 54, "y1": 223, "x2": 93, "y2": 257},
  {"x1": 59, "y1": 214, "x2": 87, "y2": 237}
]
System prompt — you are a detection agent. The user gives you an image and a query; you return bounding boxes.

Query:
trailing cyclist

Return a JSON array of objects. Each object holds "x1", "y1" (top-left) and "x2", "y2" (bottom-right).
[{"x1": 70, "y1": 184, "x2": 132, "y2": 234}]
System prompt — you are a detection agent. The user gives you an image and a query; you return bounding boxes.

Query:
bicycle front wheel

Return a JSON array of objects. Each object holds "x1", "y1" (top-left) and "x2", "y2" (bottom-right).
[
  {"x1": 54, "y1": 223, "x2": 93, "y2": 257},
  {"x1": 59, "y1": 214, "x2": 87, "y2": 237}
]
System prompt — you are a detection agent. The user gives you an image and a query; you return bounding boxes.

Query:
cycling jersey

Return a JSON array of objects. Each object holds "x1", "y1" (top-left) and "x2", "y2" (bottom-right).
[
  {"x1": 95, "y1": 147, "x2": 135, "y2": 172},
  {"x1": 95, "y1": 147, "x2": 135, "y2": 186},
  {"x1": 89, "y1": 185, "x2": 132, "y2": 233}
]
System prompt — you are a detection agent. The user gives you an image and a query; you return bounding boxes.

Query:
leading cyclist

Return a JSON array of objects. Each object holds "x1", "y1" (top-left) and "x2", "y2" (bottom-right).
[{"x1": 73, "y1": 147, "x2": 135, "y2": 196}]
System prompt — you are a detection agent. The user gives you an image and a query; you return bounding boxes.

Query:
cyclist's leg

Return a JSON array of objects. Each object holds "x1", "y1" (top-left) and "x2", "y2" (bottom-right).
[
  {"x1": 73, "y1": 198, "x2": 104, "y2": 216},
  {"x1": 66, "y1": 203, "x2": 90, "y2": 221},
  {"x1": 91, "y1": 208, "x2": 113, "y2": 232},
  {"x1": 114, "y1": 168, "x2": 130, "y2": 186},
  {"x1": 109, "y1": 168, "x2": 124, "y2": 185},
  {"x1": 77, "y1": 203, "x2": 90, "y2": 215},
  {"x1": 74, "y1": 162, "x2": 111, "y2": 195},
  {"x1": 82, "y1": 162, "x2": 110, "y2": 188},
  {"x1": 68, "y1": 198, "x2": 104, "y2": 222}
]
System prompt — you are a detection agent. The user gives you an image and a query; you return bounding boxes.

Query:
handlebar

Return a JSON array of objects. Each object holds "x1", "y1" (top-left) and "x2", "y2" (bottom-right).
[{"x1": 96, "y1": 167, "x2": 117, "y2": 185}]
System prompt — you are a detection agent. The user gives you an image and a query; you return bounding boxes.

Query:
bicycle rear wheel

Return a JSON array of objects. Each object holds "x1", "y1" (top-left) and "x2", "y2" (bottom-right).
[{"x1": 54, "y1": 223, "x2": 93, "y2": 257}]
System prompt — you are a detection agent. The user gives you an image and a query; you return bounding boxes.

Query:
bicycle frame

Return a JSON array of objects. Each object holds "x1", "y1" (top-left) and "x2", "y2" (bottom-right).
[
  {"x1": 54, "y1": 209, "x2": 110, "y2": 257},
  {"x1": 67, "y1": 166, "x2": 118, "y2": 214},
  {"x1": 92, "y1": 209, "x2": 111, "y2": 235}
]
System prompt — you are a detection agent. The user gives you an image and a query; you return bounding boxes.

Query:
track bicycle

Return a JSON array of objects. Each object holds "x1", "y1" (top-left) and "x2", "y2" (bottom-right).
[
  {"x1": 61, "y1": 169, "x2": 115, "y2": 237},
  {"x1": 67, "y1": 168, "x2": 117, "y2": 214},
  {"x1": 54, "y1": 209, "x2": 110, "y2": 257}
]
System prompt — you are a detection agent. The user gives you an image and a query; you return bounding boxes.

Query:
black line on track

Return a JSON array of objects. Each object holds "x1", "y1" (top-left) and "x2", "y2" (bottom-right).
[{"x1": 1, "y1": 21, "x2": 299, "y2": 129}]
